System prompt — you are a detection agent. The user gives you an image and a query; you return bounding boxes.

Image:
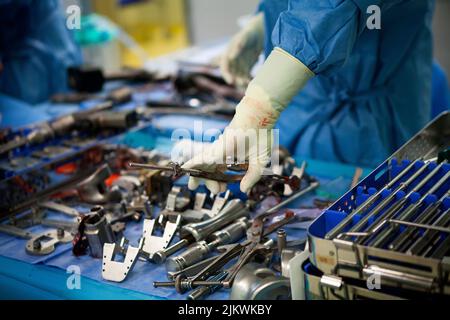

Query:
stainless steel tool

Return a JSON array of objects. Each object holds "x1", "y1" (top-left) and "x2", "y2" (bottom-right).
[
  {"x1": 166, "y1": 217, "x2": 249, "y2": 272},
  {"x1": 39, "y1": 201, "x2": 80, "y2": 217},
  {"x1": 367, "y1": 172, "x2": 450, "y2": 249},
  {"x1": 277, "y1": 229, "x2": 287, "y2": 256},
  {"x1": 407, "y1": 206, "x2": 450, "y2": 256},
  {"x1": 220, "y1": 181, "x2": 319, "y2": 288},
  {"x1": 180, "y1": 199, "x2": 249, "y2": 241},
  {"x1": 229, "y1": 262, "x2": 291, "y2": 300},
  {"x1": 161, "y1": 187, "x2": 230, "y2": 223},
  {"x1": 325, "y1": 159, "x2": 420, "y2": 240},
  {"x1": 186, "y1": 271, "x2": 228, "y2": 300},
  {"x1": 76, "y1": 164, "x2": 122, "y2": 204},
  {"x1": 141, "y1": 215, "x2": 180, "y2": 260},
  {"x1": 387, "y1": 199, "x2": 445, "y2": 252},
  {"x1": 307, "y1": 112, "x2": 450, "y2": 295},
  {"x1": 83, "y1": 206, "x2": 117, "y2": 258},
  {"x1": 128, "y1": 162, "x2": 300, "y2": 187},
  {"x1": 102, "y1": 237, "x2": 144, "y2": 282},
  {"x1": 341, "y1": 161, "x2": 436, "y2": 240},
  {"x1": 128, "y1": 162, "x2": 245, "y2": 183},
  {"x1": 153, "y1": 175, "x2": 319, "y2": 293},
  {"x1": 212, "y1": 181, "x2": 320, "y2": 285},
  {"x1": 167, "y1": 256, "x2": 218, "y2": 281},
  {"x1": 153, "y1": 239, "x2": 275, "y2": 294},
  {"x1": 153, "y1": 180, "x2": 320, "y2": 293},
  {"x1": 0, "y1": 224, "x2": 72, "y2": 255},
  {"x1": 350, "y1": 162, "x2": 447, "y2": 244},
  {"x1": 152, "y1": 198, "x2": 250, "y2": 264}
]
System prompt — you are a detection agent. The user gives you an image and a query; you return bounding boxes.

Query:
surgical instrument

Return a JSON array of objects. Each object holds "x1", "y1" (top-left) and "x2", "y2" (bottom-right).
[
  {"x1": 152, "y1": 198, "x2": 249, "y2": 263},
  {"x1": 154, "y1": 180, "x2": 319, "y2": 292},
  {"x1": 368, "y1": 172, "x2": 450, "y2": 249},
  {"x1": 325, "y1": 159, "x2": 420, "y2": 240},
  {"x1": 0, "y1": 224, "x2": 72, "y2": 255},
  {"x1": 342, "y1": 161, "x2": 438, "y2": 240},
  {"x1": 128, "y1": 162, "x2": 301, "y2": 187},
  {"x1": 166, "y1": 217, "x2": 249, "y2": 272},
  {"x1": 351, "y1": 162, "x2": 446, "y2": 243}
]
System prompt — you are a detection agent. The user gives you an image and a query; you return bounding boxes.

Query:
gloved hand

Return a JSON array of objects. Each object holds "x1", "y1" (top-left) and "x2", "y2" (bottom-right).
[
  {"x1": 182, "y1": 47, "x2": 314, "y2": 194},
  {"x1": 220, "y1": 13, "x2": 265, "y2": 88}
]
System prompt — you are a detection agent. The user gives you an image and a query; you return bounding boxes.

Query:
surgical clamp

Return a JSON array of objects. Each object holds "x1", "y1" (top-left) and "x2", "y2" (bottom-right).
[{"x1": 128, "y1": 162, "x2": 301, "y2": 187}]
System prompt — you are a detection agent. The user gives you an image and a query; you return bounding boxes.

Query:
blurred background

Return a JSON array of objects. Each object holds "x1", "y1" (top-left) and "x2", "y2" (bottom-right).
[
  {"x1": 62, "y1": 0, "x2": 259, "y2": 72},
  {"x1": 64, "y1": 0, "x2": 449, "y2": 78}
]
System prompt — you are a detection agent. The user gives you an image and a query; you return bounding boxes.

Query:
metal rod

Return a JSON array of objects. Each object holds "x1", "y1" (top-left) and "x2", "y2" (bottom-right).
[
  {"x1": 428, "y1": 211, "x2": 450, "y2": 259},
  {"x1": 376, "y1": 190, "x2": 448, "y2": 249},
  {"x1": 0, "y1": 224, "x2": 33, "y2": 239},
  {"x1": 128, "y1": 162, "x2": 244, "y2": 183},
  {"x1": 39, "y1": 201, "x2": 80, "y2": 217},
  {"x1": 167, "y1": 256, "x2": 218, "y2": 280},
  {"x1": 344, "y1": 161, "x2": 436, "y2": 238},
  {"x1": 389, "y1": 218, "x2": 450, "y2": 234},
  {"x1": 277, "y1": 229, "x2": 287, "y2": 254},
  {"x1": 387, "y1": 204, "x2": 443, "y2": 252},
  {"x1": 151, "y1": 238, "x2": 191, "y2": 264},
  {"x1": 356, "y1": 198, "x2": 408, "y2": 244},
  {"x1": 325, "y1": 159, "x2": 420, "y2": 240},
  {"x1": 265, "y1": 181, "x2": 320, "y2": 215},
  {"x1": 361, "y1": 169, "x2": 450, "y2": 246},
  {"x1": 407, "y1": 206, "x2": 450, "y2": 256},
  {"x1": 187, "y1": 271, "x2": 227, "y2": 300},
  {"x1": 368, "y1": 203, "x2": 421, "y2": 248},
  {"x1": 128, "y1": 162, "x2": 199, "y2": 174}
]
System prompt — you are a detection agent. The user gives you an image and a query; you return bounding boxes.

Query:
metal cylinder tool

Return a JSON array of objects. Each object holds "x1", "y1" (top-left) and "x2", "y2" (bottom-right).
[
  {"x1": 166, "y1": 217, "x2": 249, "y2": 272},
  {"x1": 152, "y1": 199, "x2": 249, "y2": 264},
  {"x1": 277, "y1": 229, "x2": 287, "y2": 256},
  {"x1": 180, "y1": 199, "x2": 249, "y2": 241}
]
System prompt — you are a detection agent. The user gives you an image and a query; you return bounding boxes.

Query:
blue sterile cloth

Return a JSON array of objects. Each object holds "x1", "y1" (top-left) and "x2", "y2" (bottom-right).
[
  {"x1": 0, "y1": 114, "x2": 369, "y2": 299},
  {"x1": 0, "y1": 167, "x2": 362, "y2": 300},
  {"x1": 0, "y1": 84, "x2": 372, "y2": 299},
  {"x1": 0, "y1": 209, "x2": 308, "y2": 300}
]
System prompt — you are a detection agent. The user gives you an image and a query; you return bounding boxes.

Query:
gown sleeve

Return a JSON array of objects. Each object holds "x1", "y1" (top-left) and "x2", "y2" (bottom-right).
[{"x1": 271, "y1": 0, "x2": 366, "y2": 75}]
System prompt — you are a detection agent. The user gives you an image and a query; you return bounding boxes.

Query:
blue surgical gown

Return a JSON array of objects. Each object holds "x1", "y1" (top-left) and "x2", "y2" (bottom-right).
[
  {"x1": 260, "y1": 0, "x2": 435, "y2": 167},
  {"x1": 0, "y1": 0, "x2": 81, "y2": 104}
]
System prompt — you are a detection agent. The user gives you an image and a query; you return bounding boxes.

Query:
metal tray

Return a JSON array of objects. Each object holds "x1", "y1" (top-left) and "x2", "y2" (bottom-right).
[
  {"x1": 301, "y1": 259, "x2": 449, "y2": 300},
  {"x1": 307, "y1": 112, "x2": 450, "y2": 295}
]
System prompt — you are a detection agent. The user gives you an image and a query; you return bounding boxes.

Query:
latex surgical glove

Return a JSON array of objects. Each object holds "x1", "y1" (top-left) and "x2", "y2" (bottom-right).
[
  {"x1": 182, "y1": 47, "x2": 314, "y2": 194},
  {"x1": 220, "y1": 13, "x2": 264, "y2": 88}
]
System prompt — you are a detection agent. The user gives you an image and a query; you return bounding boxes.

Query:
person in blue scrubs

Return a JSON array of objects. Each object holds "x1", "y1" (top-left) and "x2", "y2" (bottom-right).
[
  {"x1": 0, "y1": 0, "x2": 81, "y2": 104},
  {"x1": 183, "y1": 0, "x2": 436, "y2": 194}
]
